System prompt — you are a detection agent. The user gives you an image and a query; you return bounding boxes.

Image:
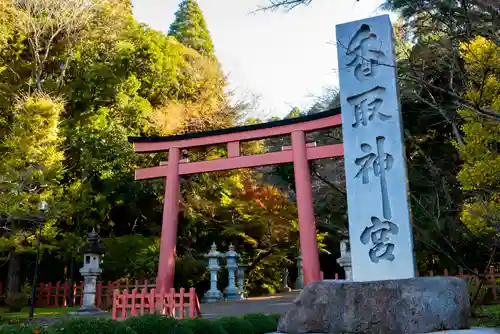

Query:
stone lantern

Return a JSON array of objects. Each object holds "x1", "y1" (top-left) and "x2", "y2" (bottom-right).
[
  {"x1": 296, "y1": 255, "x2": 304, "y2": 289},
  {"x1": 204, "y1": 243, "x2": 223, "y2": 303},
  {"x1": 236, "y1": 261, "x2": 247, "y2": 300},
  {"x1": 336, "y1": 239, "x2": 352, "y2": 280},
  {"x1": 224, "y1": 244, "x2": 240, "y2": 301},
  {"x1": 70, "y1": 228, "x2": 105, "y2": 315},
  {"x1": 280, "y1": 267, "x2": 291, "y2": 292}
]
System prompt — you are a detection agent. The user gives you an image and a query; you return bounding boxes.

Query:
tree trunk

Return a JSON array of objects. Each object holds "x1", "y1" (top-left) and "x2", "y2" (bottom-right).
[{"x1": 7, "y1": 252, "x2": 22, "y2": 293}]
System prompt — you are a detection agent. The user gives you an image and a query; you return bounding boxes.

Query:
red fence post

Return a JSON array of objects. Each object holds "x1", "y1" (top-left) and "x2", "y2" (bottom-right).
[
  {"x1": 188, "y1": 288, "x2": 199, "y2": 318},
  {"x1": 179, "y1": 288, "x2": 185, "y2": 319},
  {"x1": 168, "y1": 288, "x2": 175, "y2": 317},
  {"x1": 106, "y1": 282, "x2": 114, "y2": 308},
  {"x1": 131, "y1": 288, "x2": 137, "y2": 317},
  {"x1": 55, "y1": 282, "x2": 60, "y2": 308},
  {"x1": 149, "y1": 288, "x2": 156, "y2": 315},
  {"x1": 37, "y1": 283, "x2": 44, "y2": 307},
  {"x1": 111, "y1": 290, "x2": 118, "y2": 320},
  {"x1": 46, "y1": 282, "x2": 52, "y2": 307},
  {"x1": 139, "y1": 288, "x2": 146, "y2": 316},
  {"x1": 96, "y1": 281, "x2": 102, "y2": 308}
]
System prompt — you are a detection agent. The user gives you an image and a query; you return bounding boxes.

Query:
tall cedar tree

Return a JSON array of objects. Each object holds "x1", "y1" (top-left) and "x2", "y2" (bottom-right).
[{"x1": 168, "y1": 0, "x2": 214, "y2": 56}]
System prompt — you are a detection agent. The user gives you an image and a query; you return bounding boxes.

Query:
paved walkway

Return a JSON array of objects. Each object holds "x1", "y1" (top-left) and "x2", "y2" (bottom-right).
[{"x1": 200, "y1": 291, "x2": 300, "y2": 320}]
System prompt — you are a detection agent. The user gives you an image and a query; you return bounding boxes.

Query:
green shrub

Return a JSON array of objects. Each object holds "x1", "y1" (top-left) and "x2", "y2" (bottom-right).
[
  {"x1": 214, "y1": 316, "x2": 254, "y2": 334},
  {"x1": 179, "y1": 317, "x2": 227, "y2": 334},
  {"x1": 4, "y1": 292, "x2": 28, "y2": 312},
  {"x1": 268, "y1": 313, "x2": 281, "y2": 325},
  {"x1": 124, "y1": 315, "x2": 192, "y2": 334},
  {"x1": 242, "y1": 313, "x2": 278, "y2": 334},
  {"x1": 0, "y1": 324, "x2": 42, "y2": 334},
  {"x1": 47, "y1": 317, "x2": 135, "y2": 334}
]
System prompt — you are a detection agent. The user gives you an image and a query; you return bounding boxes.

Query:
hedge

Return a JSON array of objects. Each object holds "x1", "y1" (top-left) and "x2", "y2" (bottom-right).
[{"x1": 0, "y1": 313, "x2": 280, "y2": 334}]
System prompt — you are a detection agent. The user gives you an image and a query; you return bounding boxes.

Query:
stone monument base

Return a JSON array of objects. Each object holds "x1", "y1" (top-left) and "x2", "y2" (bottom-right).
[
  {"x1": 277, "y1": 277, "x2": 470, "y2": 334},
  {"x1": 69, "y1": 305, "x2": 105, "y2": 317}
]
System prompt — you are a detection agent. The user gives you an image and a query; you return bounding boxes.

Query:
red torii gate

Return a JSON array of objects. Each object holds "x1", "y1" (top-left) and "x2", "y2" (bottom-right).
[{"x1": 128, "y1": 109, "x2": 344, "y2": 291}]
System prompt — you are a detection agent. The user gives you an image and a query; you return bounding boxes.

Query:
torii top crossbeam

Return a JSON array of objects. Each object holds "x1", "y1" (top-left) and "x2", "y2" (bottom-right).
[
  {"x1": 129, "y1": 108, "x2": 344, "y2": 178},
  {"x1": 128, "y1": 108, "x2": 344, "y2": 292}
]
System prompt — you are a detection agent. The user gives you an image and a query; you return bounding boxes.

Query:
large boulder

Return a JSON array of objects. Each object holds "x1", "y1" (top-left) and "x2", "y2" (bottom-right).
[{"x1": 278, "y1": 277, "x2": 470, "y2": 334}]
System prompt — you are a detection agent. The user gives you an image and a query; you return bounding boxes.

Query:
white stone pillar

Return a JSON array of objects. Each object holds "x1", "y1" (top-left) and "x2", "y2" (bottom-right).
[{"x1": 336, "y1": 15, "x2": 416, "y2": 281}]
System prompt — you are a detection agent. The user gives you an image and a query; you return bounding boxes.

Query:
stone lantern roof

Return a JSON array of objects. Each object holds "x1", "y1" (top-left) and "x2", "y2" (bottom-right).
[{"x1": 79, "y1": 228, "x2": 105, "y2": 255}]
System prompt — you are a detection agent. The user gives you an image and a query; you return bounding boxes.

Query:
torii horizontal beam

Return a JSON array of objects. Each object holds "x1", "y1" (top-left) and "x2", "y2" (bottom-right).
[
  {"x1": 135, "y1": 143, "x2": 344, "y2": 179},
  {"x1": 129, "y1": 111, "x2": 342, "y2": 152}
]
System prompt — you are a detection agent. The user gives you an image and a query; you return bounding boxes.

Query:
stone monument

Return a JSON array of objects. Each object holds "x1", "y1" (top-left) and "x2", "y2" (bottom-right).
[
  {"x1": 70, "y1": 228, "x2": 105, "y2": 316},
  {"x1": 277, "y1": 15, "x2": 471, "y2": 333},
  {"x1": 204, "y1": 243, "x2": 223, "y2": 303},
  {"x1": 338, "y1": 14, "x2": 415, "y2": 282}
]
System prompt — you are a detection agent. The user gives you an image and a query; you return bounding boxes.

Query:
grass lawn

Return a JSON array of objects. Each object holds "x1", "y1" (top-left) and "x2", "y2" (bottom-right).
[
  {"x1": 0, "y1": 307, "x2": 77, "y2": 323},
  {"x1": 472, "y1": 304, "x2": 500, "y2": 328}
]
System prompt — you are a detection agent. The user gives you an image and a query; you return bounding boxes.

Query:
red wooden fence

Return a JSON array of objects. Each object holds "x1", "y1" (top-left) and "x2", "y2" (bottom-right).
[
  {"x1": 112, "y1": 287, "x2": 201, "y2": 320},
  {"x1": 2, "y1": 279, "x2": 157, "y2": 309},
  {"x1": 417, "y1": 266, "x2": 499, "y2": 302}
]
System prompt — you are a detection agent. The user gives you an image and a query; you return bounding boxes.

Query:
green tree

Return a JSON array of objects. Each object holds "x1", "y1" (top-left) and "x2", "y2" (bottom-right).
[
  {"x1": 456, "y1": 36, "x2": 500, "y2": 241},
  {"x1": 169, "y1": 0, "x2": 215, "y2": 56},
  {"x1": 0, "y1": 94, "x2": 64, "y2": 292}
]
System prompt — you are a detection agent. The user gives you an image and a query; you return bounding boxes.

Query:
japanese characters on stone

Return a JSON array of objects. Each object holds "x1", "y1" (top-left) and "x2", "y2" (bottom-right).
[
  {"x1": 345, "y1": 23, "x2": 398, "y2": 264},
  {"x1": 347, "y1": 87, "x2": 391, "y2": 128},
  {"x1": 338, "y1": 14, "x2": 416, "y2": 281},
  {"x1": 344, "y1": 24, "x2": 385, "y2": 82}
]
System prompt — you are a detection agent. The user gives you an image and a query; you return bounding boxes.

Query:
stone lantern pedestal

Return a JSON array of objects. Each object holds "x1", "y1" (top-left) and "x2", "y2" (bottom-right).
[{"x1": 70, "y1": 229, "x2": 105, "y2": 316}]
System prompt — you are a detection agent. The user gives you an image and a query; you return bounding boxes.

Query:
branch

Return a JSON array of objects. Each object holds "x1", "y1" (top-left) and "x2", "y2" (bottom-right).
[
  {"x1": 253, "y1": 0, "x2": 312, "y2": 12},
  {"x1": 310, "y1": 165, "x2": 346, "y2": 198},
  {"x1": 404, "y1": 73, "x2": 500, "y2": 120}
]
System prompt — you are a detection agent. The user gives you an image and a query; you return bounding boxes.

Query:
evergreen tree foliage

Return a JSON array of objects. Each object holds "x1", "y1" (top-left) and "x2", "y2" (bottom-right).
[
  {"x1": 0, "y1": 93, "x2": 64, "y2": 291},
  {"x1": 456, "y1": 36, "x2": 500, "y2": 238},
  {"x1": 169, "y1": 0, "x2": 215, "y2": 56}
]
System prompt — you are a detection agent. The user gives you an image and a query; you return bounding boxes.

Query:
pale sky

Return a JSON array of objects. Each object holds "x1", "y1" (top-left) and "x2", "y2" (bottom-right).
[{"x1": 132, "y1": 0, "x2": 389, "y2": 118}]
